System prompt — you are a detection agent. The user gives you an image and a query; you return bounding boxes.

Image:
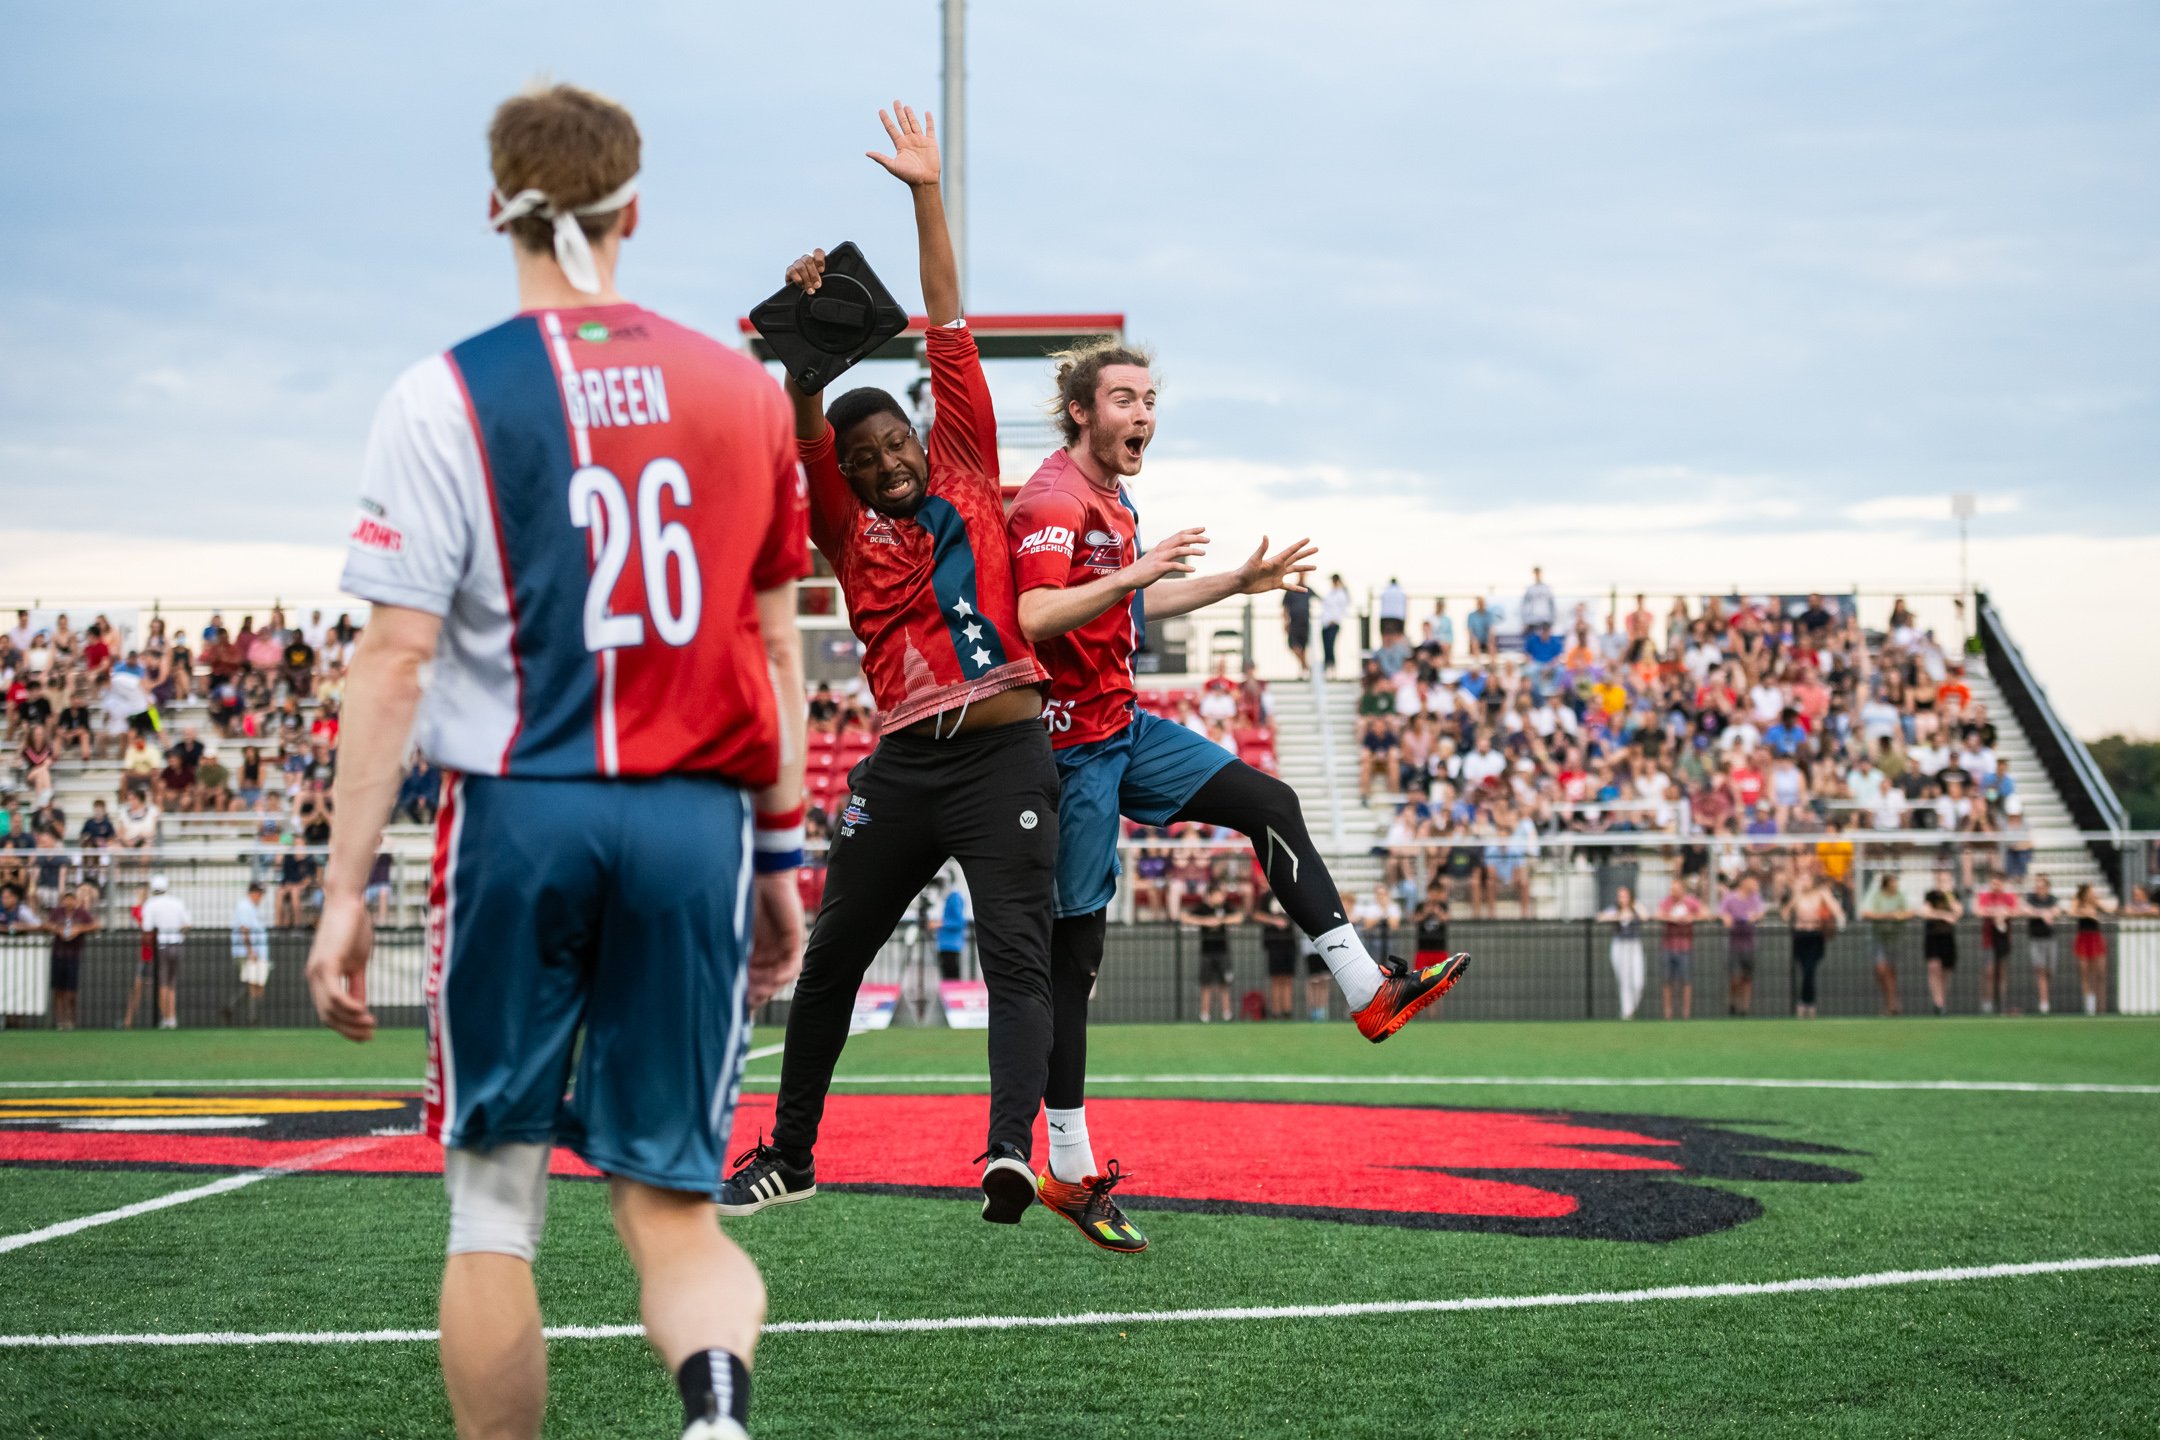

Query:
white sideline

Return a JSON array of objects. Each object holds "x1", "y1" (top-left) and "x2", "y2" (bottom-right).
[
  {"x1": 736, "y1": 1072, "x2": 2160, "y2": 1096},
  {"x1": 0, "y1": 1044, "x2": 787, "y2": 1092},
  {"x1": 1, "y1": 1253, "x2": 2152, "y2": 1347},
  {"x1": 0, "y1": 1135, "x2": 388, "y2": 1256}
]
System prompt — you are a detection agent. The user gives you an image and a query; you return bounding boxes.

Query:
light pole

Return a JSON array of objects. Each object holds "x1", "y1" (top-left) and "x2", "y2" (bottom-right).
[{"x1": 941, "y1": 0, "x2": 967, "y2": 305}]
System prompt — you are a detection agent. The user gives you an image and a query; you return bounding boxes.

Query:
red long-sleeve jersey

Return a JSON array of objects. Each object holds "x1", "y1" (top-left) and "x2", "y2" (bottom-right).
[{"x1": 802, "y1": 323, "x2": 1046, "y2": 733}]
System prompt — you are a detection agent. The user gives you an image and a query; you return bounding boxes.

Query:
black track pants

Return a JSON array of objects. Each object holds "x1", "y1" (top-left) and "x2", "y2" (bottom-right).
[{"x1": 771, "y1": 719, "x2": 1060, "y2": 1163}]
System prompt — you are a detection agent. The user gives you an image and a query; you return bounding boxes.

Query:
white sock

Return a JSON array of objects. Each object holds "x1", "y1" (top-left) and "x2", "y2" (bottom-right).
[
  {"x1": 1046, "y1": 1106, "x2": 1094, "y2": 1183},
  {"x1": 1312, "y1": 923, "x2": 1384, "y2": 1010}
]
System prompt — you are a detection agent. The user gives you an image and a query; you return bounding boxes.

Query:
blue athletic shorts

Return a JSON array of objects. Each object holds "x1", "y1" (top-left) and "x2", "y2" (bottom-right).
[
  {"x1": 423, "y1": 772, "x2": 754, "y2": 1195},
  {"x1": 1053, "y1": 710, "x2": 1236, "y2": 918}
]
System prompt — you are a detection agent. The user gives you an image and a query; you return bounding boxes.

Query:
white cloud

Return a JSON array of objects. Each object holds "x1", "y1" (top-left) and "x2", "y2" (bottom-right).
[{"x1": 1843, "y1": 494, "x2": 2022, "y2": 524}]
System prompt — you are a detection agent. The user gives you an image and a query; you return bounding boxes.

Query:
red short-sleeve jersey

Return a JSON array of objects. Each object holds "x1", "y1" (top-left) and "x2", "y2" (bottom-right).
[
  {"x1": 1006, "y1": 449, "x2": 1144, "y2": 748},
  {"x1": 802, "y1": 323, "x2": 1045, "y2": 734}
]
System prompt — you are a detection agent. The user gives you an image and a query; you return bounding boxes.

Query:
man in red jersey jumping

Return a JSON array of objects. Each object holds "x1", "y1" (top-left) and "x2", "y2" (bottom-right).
[
  {"x1": 1006, "y1": 348, "x2": 1472, "y2": 1253},
  {"x1": 718, "y1": 104, "x2": 1059, "y2": 1233}
]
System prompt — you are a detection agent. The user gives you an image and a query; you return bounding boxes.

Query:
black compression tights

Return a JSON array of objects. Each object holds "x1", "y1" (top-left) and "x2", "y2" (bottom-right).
[
  {"x1": 1042, "y1": 761, "x2": 1349, "y2": 1111},
  {"x1": 1172, "y1": 761, "x2": 1350, "y2": 936}
]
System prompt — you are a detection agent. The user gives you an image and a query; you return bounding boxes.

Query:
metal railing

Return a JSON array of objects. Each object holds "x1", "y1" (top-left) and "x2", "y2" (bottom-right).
[{"x1": 8, "y1": 915, "x2": 2155, "y2": 1029}]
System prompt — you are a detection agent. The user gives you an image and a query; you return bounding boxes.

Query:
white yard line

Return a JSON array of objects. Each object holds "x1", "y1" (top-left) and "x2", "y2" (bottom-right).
[
  {"x1": 0, "y1": 1135, "x2": 389, "y2": 1256},
  {"x1": 2, "y1": 1253, "x2": 2152, "y2": 1348},
  {"x1": 733, "y1": 1071, "x2": 2160, "y2": 1095}
]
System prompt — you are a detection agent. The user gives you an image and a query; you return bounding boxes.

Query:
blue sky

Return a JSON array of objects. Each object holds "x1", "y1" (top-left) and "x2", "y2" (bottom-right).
[{"x1": 2, "y1": 1, "x2": 2156, "y2": 728}]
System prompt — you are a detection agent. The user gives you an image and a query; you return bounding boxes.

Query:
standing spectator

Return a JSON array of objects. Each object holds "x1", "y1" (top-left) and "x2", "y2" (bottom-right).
[
  {"x1": 132, "y1": 874, "x2": 190, "y2": 1030},
  {"x1": 1861, "y1": 872, "x2": 1911, "y2": 1016},
  {"x1": 43, "y1": 882, "x2": 99, "y2": 1031},
  {"x1": 1410, "y1": 879, "x2": 1454, "y2": 1019},
  {"x1": 1657, "y1": 878, "x2": 1704, "y2": 1020},
  {"x1": 1185, "y1": 881, "x2": 1239, "y2": 1023},
  {"x1": 1427, "y1": 600, "x2": 1454, "y2": 662},
  {"x1": 364, "y1": 846, "x2": 397, "y2": 925},
  {"x1": 933, "y1": 881, "x2": 969, "y2": 982},
  {"x1": 278, "y1": 838, "x2": 321, "y2": 928},
  {"x1": 1973, "y1": 871, "x2": 2021, "y2": 1014},
  {"x1": 2070, "y1": 884, "x2": 2116, "y2": 1017},
  {"x1": 1281, "y1": 586, "x2": 1311, "y2": 678},
  {"x1": 1377, "y1": 578, "x2": 1408, "y2": 644},
  {"x1": 1784, "y1": 865, "x2": 1844, "y2": 1020},
  {"x1": 1466, "y1": 596, "x2": 1495, "y2": 664},
  {"x1": 1598, "y1": 886, "x2": 1647, "y2": 1020},
  {"x1": 1253, "y1": 887, "x2": 1300, "y2": 1019},
  {"x1": 225, "y1": 881, "x2": 272, "y2": 1025},
  {"x1": 1718, "y1": 872, "x2": 1767, "y2": 1016},
  {"x1": 1319, "y1": 574, "x2": 1351, "y2": 677},
  {"x1": 2024, "y1": 874, "x2": 2061, "y2": 1016},
  {"x1": 1520, "y1": 566, "x2": 1556, "y2": 634},
  {"x1": 1920, "y1": 874, "x2": 1962, "y2": 1016}
]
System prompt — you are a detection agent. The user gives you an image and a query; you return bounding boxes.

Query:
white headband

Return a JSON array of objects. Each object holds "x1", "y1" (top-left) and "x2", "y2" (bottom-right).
[{"x1": 490, "y1": 174, "x2": 639, "y2": 295}]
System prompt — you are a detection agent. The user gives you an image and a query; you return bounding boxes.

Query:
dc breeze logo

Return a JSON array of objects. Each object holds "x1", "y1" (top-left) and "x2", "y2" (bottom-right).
[{"x1": 1080, "y1": 528, "x2": 1124, "y2": 574}]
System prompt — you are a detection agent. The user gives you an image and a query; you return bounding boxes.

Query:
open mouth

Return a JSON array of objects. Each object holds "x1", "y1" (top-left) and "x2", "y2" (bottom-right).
[
  {"x1": 879, "y1": 474, "x2": 917, "y2": 501},
  {"x1": 1122, "y1": 435, "x2": 1146, "y2": 462}
]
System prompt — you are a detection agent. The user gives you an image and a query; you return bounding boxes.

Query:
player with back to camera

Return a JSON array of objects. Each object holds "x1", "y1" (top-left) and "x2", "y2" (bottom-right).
[
  {"x1": 306, "y1": 83, "x2": 809, "y2": 1440},
  {"x1": 718, "y1": 103, "x2": 1061, "y2": 1232},
  {"x1": 1004, "y1": 343, "x2": 1473, "y2": 1253}
]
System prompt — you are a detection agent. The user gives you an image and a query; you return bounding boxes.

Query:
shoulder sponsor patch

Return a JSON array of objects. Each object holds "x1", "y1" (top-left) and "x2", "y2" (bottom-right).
[
  {"x1": 1017, "y1": 524, "x2": 1076, "y2": 558},
  {"x1": 349, "y1": 512, "x2": 405, "y2": 555}
]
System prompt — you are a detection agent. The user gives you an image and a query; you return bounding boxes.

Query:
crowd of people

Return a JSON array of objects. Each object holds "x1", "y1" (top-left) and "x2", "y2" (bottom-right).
[{"x1": 1, "y1": 607, "x2": 367, "y2": 946}]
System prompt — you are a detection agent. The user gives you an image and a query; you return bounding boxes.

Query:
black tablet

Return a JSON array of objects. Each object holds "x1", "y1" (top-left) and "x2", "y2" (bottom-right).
[{"x1": 748, "y1": 242, "x2": 911, "y2": 393}]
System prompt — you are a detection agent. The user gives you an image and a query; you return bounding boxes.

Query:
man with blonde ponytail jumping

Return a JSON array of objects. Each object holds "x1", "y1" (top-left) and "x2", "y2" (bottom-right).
[{"x1": 1004, "y1": 349, "x2": 1473, "y2": 1253}]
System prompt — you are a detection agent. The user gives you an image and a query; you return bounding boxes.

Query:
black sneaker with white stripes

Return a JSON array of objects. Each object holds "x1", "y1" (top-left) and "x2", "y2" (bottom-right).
[{"x1": 715, "y1": 1139, "x2": 816, "y2": 1217}]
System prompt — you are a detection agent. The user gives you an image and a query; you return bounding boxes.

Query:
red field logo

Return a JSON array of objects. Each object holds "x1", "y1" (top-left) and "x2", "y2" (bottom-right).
[{"x1": 0, "y1": 1093, "x2": 1860, "y2": 1244}]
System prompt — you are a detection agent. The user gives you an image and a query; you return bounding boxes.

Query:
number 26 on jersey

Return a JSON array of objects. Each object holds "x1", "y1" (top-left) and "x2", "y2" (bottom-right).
[{"x1": 569, "y1": 458, "x2": 703, "y2": 653}]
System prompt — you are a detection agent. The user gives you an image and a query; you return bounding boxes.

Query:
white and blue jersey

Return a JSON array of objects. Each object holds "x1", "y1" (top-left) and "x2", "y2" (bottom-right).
[{"x1": 346, "y1": 303, "x2": 808, "y2": 1193}]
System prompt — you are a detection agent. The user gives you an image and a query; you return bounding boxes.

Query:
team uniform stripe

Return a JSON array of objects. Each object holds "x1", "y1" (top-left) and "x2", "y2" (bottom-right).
[
  {"x1": 539, "y1": 312, "x2": 621, "y2": 776},
  {"x1": 421, "y1": 775, "x2": 467, "y2": 1143},
  {"x1": 447, "y1": 317, "x2": 598, "y2": 776},
  {"x1": 914, "y1": 497, "x2": 1009, "y2": 678}
]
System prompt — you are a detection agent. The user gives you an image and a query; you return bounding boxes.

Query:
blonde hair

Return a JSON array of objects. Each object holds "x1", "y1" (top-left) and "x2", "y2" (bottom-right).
[
  {"x1": 488, "y1": 83, "x2": 641, "y2": 254},
  {"x1": 1046, "y1": 338, "x2": 1156, "y2": 445}
]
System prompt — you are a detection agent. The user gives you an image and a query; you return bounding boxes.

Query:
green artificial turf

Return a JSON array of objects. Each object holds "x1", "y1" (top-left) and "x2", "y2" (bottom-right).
[{"x1": 2, "y1": 1020, "x2": 2156, "y2": 1437}]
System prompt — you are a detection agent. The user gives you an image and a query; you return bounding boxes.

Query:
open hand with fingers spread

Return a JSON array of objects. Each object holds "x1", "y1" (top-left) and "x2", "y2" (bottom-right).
[
  {"x1": 1124, "y1": 527, "x2": 1209, "y2": 589},
  {"x1": 867, "y1": 100, "x2": 940, "y2": 188},
  {"x1": 1235, "y1": 536, "x2": 1319, "y2": 595}
]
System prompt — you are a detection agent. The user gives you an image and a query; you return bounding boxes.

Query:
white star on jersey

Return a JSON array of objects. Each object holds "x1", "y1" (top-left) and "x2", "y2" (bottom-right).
[
  {"x1": 971, "y1": 646, "x2": 993, "y2": 668},
  {"x1": 952, "y1": 597, "x2": 974, "y2": 619},
  {"x1": 963, "y1": 622, "x2": 983, "y2": 642}
]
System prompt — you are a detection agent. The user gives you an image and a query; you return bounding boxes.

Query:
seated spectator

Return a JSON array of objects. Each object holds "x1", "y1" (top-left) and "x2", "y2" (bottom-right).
[
  {"x1": 395, "y1": 753, "x2": 439, "y2": 825},
  {"x1": 118, "y1": 731, "x2": 164, "y2": 798},
  {"x1": 115, "y1": 794, "x2": 160, "y2": 850}
]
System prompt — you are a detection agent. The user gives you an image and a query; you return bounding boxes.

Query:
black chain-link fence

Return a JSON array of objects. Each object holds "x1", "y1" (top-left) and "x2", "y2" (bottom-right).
[{"x1": 5, "y1": 918, "x2": 2145, "y2": 1031}]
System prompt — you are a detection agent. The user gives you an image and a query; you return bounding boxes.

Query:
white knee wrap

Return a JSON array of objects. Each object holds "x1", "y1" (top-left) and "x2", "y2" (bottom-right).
[{"x1": 444, "y1": 1143, "x2": 552, "y2": 1261}]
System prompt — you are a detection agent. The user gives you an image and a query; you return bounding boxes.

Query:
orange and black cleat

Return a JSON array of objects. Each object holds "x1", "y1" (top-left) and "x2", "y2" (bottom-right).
[
  {"x1": 1037, "y1": 1160, "x2": 1148, "y2": 1254},
  {"x1": 1354, "y1": 952, "x2": 1473, "y2": 1042}
]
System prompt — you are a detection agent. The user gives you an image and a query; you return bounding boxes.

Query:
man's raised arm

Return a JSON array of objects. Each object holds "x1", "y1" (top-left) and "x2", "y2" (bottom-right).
[{"x1": 866, "y1": 101, "x2": 958, "y2": 326}]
